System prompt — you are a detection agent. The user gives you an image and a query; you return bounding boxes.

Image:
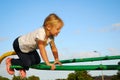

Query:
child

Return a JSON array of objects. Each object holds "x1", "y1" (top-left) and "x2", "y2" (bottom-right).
[{"x1": 6, "y1": 13, "x2": 64, "y2": 78}]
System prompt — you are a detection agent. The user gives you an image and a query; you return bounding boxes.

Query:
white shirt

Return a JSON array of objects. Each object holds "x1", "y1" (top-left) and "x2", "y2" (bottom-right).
[{"x1": 18, "y1": 27, "x2": 53, "y2": 53}]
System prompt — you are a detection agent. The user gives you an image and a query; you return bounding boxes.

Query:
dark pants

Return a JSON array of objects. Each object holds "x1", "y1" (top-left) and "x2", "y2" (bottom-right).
[{"x1": 11, "y1": 37, "x2": 41, "y2": 70}]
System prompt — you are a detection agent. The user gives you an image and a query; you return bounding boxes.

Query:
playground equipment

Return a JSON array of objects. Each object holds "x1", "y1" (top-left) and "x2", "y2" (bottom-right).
[
  {"x1": 0, "y1": 51, "x2": 16, "y2": 63},
  {"x1": 11, "y1": 64, "x2": 120, "y2": 70},
  {"x1": 0, "y1": 51, "x2": 120, "y2": 70},
  {"x1": 10, "y1": 55, "x2": 120, "y2": 70}
]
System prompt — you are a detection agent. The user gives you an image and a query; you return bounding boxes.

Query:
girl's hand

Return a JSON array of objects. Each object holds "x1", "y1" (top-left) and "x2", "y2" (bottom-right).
[
  {"x1": 47, "y1": 63, "x2": 56, "y2": 70},
  {"x1": 54, "y1": 60, "x2": 62, "y2": 66}
]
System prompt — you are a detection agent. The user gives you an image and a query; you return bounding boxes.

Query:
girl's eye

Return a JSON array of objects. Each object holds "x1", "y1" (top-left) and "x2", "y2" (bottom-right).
[{"x1": 57, "y1": 27, "x2": 61, "y2": 30}]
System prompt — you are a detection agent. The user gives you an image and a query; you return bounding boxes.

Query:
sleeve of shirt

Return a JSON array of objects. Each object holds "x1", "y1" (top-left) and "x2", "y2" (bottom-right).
[{"x1": 35, "y1": 28, "x2": 45, "y2": 41}]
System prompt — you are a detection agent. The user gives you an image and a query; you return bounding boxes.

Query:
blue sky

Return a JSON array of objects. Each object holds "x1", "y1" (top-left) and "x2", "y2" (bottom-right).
[{"x1": 0, "y1": 0, "x2": 120, "y2": 79}]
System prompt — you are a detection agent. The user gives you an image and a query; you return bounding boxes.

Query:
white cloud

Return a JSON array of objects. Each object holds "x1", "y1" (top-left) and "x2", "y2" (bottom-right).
[
  {"x1": 111, "y1": 26, "x2": 120, "y2": 31},
  {"x1": 99, "y1": 27, "x2": 110, "y2": 32},
  {"x1": 89, "y1": 22, "x2": 120, "y2": 32},
  {"x1": 71, "y1": 51, "x2": 100, "y2": 59},
  {"x1": 101, "y1": 23, "x2": 120, "y2": 32},
  {"x1": 112, "y1": 23, "x2": 120, "y2": 27},
  {"x1": 107, "y1": 48, "x2": 120, "y2": 56}
]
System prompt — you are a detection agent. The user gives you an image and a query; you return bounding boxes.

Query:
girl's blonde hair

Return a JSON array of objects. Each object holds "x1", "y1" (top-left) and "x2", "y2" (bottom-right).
[{"x1": 43, "y1": 13, "x2": 64, "y2": 27}]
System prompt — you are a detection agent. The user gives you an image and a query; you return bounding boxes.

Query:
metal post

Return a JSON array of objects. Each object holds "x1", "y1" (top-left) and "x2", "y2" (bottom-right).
[{"x1": 94, "y1": 51, "x2": 104, "y2": 80}]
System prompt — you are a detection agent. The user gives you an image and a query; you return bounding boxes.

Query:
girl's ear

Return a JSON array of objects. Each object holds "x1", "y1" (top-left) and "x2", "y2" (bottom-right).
[{"x1": 46, "y1": 25, "x2": 51, "y2": 31}]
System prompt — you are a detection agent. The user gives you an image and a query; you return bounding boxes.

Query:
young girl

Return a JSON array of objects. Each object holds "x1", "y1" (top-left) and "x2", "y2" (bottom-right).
[{"x1": 6, "y1": 13, "x2": 64, "y2": 78}]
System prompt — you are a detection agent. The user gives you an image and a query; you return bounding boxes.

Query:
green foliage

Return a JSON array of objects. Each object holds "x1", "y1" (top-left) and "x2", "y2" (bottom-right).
[
  {"x1": 67, "y1": 73, "x2": 76, "y2": 80},
  {"x1": 0, "y1": 76, "x2": 9, "y2": 80},
  {"x1": 67, "y1": 70, "x2": 93, "y2": 80},
  {"x1": 0, "y1": 75, "x2": 39, "y2": 80},
  {"x1": 11, "y1": 75, "x2": 40, "y2": 80},
  {"x1": 12, "y1": 75, "x2": 27, "y2": 80},
  {"x1": 55, "y1": 79, "x2": 66, "y2": 80},
  {"x1": 28, "y1": 75, "x2": 40, "y2": 80},
  {"x1": 111, "y1": 71, "x2": 120, "y2": 80}
]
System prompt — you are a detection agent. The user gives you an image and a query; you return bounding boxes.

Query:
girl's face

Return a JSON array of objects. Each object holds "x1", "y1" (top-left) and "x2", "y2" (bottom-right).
[{"x1": 49, "y1": 23, "x2": 63, "y2": 36}]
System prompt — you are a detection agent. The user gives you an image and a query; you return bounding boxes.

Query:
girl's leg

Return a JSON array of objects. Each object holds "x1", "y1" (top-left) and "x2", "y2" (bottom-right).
[
  {"x1": 11, "y1": 50, "x2": 40, "y2": 78},
  {"x1": 11, "y1": 37, "x2": 41, "y2": 78},
  {"x1": 11, "y1": 52, "x2": 34, "y2": 70},
  {"x1": 28, "y1": 50, "x2": 41, "y2": 65},
  {"x1": 6, "y1": 58, "x2": 15, "y2": 75},
  {"x1": 10, "y1": 37, "x2": 28, "y2": 78},
  {"x1": 11, "y1": 50, "x2": 41, "y2": 70},
  {"x1": 11, "y1": 37, "x2": 32, "y2": 70}
]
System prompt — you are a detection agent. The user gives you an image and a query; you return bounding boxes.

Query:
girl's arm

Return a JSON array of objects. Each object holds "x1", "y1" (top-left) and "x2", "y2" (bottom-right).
[
  {"x1": 50, "y1": 39, "x2": 62, "y2": 65},
  {"x1": 38, "y1": 40, "x2": 50, "y2": 65},
  {"x1": 38, "y1": 40, "x2": 56, "y2": 69}
]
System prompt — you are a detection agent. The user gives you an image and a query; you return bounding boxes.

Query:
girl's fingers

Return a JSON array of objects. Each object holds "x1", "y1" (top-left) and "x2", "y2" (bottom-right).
[{"x1": 54, "y1": 61, "x2": 62, "y2": 66}]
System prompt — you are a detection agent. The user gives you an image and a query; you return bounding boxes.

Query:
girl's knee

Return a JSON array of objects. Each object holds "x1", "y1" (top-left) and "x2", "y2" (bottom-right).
[
  {"x1": 36, "y1": 58, "x2": 41, "y2": 64},
  {"x1": 23, "y1": 60, "x2": 32, "y2": 68}
]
